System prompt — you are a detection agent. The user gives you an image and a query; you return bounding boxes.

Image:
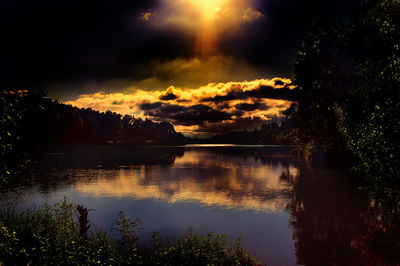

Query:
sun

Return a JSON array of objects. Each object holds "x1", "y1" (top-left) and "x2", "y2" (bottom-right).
[{"x1": 189, "y1": 0, "x2": 227, "y2": 20}]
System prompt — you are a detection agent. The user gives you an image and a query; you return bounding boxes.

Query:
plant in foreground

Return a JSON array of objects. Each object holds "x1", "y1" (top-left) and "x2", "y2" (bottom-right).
[{"x1": 0, "y1": 200, "x2": 261, "y2": 265}]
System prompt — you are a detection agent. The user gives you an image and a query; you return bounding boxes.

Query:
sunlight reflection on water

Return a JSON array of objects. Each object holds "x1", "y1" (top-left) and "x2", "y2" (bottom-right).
[
  {"x1": 75, "y1": 150, "x2": 298, "y2": 213},
  {"x1": 3, "y1": 146, "x2": 400, "y2": 265},
  {"x1": 3, "y1": 146, "x2": 300, "y2": 265}
]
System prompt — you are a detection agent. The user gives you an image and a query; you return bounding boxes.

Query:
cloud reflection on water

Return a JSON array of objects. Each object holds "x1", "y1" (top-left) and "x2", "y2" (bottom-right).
[{"x1": 76, "y1": 150, "x2": 298, "y2": 213}]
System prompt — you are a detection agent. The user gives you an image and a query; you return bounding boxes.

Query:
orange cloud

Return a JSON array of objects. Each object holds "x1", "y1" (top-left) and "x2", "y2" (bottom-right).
[
  {"x1": 65, "y1": 78, "x2": 295, "y2": 137},
  {"x1": 130, "y1": 56, "x2": 265, "y2": 91},
  {"x1": 242, "y1": 7, "x2": 265, "y2": 23},
  {"x1": 140, "y1": 11, "x2": 153, "y2": 21}
]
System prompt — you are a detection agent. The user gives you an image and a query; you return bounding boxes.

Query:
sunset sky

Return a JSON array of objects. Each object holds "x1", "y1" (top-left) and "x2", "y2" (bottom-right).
[{"x1": 0, "y1": 0, "x2": 361, "y2": 136}]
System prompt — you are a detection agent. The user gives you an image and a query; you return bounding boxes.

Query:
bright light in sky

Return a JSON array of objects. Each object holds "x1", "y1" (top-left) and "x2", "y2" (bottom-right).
[
  {"x1": 191, "y1": 0, "x2": 228, "y2": 56},
  {"x1": 189, "y1": 0, "x2": 227, "y2": 20},
  {"x1": 146, "y1": 0, "x2": 265, "y2": 57}
]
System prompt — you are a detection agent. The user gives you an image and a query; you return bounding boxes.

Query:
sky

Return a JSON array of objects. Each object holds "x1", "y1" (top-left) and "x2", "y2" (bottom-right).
[{"x1": 0, "y1": 0, "x2": 361, "y2": 137}]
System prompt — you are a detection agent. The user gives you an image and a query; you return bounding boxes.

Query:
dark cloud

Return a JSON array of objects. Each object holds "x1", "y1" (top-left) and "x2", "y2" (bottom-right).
[
  {"x1": 203, "y1": 85, "x2": 294, "y2": 102},
  {"x1": 0, "y1": 0, "x2": 362, "y2": 97},
  {"x1": 0, "y1": 0, "x2": 191, "y2": 93},
  {"x1": 144, "y1": 104, "x2": 232, "y2": 126},
  {"x1": 176, "y1": 99, "x2": 191, "y2": 103},
  {"x1": 160, "y1": 104, "x2": 186, "y2": 113},
  {"x1": 159, "y1": 93, "x2": 179, "y2": 101},
  {"x1": 220, "y1": 0, "x2": 363, "y2": 75},
  {"x1": 235, "y1": 102, "x2": 269, "y2": 111},
  {"x1": 274, "y1": 80, "x2": 285, "y2": 86},
  {"x1": 246, "y1": 86, "x2": 295, "y2": 100},
  {"x1": 218, "y1": 103, "x2": 231, "y2": 109},
  {"x1": 66, "y1": 79, "x2": 295, "y2": 136},
  {"x1": 139, "y1": 102, "x2": 163, "y2": 110},
  {"x1": 140, "y1": 103, "x2": 187, "y2": 114},
  {"x1": 232, "y1": 110, "x2": 245, "y2": 117},
  {"x1": 202, "y1": 92, "x2": 244, "y2": 103},
  {"x1": 197, "y1": 117, "x2": 268, "y2": 134}
]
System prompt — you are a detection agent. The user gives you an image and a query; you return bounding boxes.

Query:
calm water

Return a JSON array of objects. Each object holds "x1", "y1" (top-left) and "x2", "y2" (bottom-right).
[{"x1": 2, "y1": 145, "x2": 400, "y2": 265}]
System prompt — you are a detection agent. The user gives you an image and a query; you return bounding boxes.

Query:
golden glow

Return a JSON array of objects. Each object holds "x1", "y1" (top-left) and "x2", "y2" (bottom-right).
[
  {"x1": 65, "y1": 77, "x2": 295, "y2": 137},
  {"x1": 189, "y1": 0, "x2": 226, "y2": 20},
  {"x1": 144, "y1": 1, "x2": 265, "y2": 56},
  {"x1": 190, "y1": 0, "x2": 227, "y2": 56},
  {"x1": 140, "y1": 11, "x2": 153, "y2": 21},
  {"x1": 76, "y1": 151, "x2": 299, "y2": 213}
]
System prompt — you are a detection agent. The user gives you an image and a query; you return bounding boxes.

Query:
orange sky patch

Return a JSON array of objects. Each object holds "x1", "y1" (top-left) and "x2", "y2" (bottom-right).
[{"x1": 65, "y1": 78, "x2": 295, "y2": 137}]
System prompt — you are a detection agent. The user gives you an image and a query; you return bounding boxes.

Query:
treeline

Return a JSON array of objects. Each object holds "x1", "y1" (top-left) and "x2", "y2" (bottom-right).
[
  {"x1": 1, "y1": 91, "x2": 187, "y2": 150},
  {"x1": 0, "y1": 91, "x2": 187, "y2": 186},
  {"x1": 287, "y1": 0, "x2": 400, "y2": 185},
  {"x1": 199, "y1": 119, "x2": 295, "y2": 145}
]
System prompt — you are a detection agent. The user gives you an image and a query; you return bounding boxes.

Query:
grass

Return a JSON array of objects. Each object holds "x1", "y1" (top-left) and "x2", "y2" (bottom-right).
[{"x1": 0, "y1": 199, "x2": 261, "y2": 265}]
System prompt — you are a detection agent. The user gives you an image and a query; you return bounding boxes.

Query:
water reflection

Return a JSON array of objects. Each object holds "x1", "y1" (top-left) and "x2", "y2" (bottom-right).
[
  {"x1": 31, "y1": 147, "x2": 185, "y2": 193},
  {"x1": 288, "y1": 168, "x2": 400, "y2": 265},
  {"x1": 37, "y1": 146, "x2": 185, "y2": 169},
  {"x1": 6, "y1": 146, "x2": 399, "y2": 265},
  {"x1": 75, "y1": 149, "x2": 298, "y2": 212}
]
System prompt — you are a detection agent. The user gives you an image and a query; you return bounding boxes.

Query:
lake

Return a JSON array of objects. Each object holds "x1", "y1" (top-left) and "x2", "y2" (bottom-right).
[{"x1": 2, "y1": 145, "x2": 399, "y2": 265}]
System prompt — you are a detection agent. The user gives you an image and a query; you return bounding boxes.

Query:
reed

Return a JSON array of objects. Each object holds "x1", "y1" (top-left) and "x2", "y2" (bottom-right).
[{"x1": 0, "y1": 199, "x2": 260, "y2": 265}]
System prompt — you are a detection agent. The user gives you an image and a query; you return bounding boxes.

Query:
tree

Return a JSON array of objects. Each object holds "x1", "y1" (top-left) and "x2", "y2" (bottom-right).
[{"x1": 291, "y1": 0, "x2": 400, "y2": 184}]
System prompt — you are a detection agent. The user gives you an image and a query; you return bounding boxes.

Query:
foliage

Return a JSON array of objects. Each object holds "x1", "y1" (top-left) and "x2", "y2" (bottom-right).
[
  {"x1": 0, "y1": 90, "x2": 187, "y2": 188},
  {"x1": 290, "y1": 0, "x2": 400, "y2": 184},
  {"x1": 113, "y1": 211, "x2": 143, "y2": 264},
  {"x1": 144, "y1": 229, "x2": 258, "y2": 266},
  {"x1": 0, "y1": 90, "x2": 45, "y2": 187},
  {"x1": 205, "y1": 121, "x2": 296, "y2": 145},
  {"x1": 0, "y1": 201, "x2": 260, "y2": 265},
  {"x1": 0, "y1": 199, "x2": 116, "y2": 265}
]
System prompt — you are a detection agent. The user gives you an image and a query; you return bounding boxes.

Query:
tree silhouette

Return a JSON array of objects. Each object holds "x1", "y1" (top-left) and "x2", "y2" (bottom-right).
[
  {"x1": 291, "y1": 0, "x2": 400, "y2": 184},
  {"x1": 0, "y1": 91, "x2": 188, "y2": 186}
]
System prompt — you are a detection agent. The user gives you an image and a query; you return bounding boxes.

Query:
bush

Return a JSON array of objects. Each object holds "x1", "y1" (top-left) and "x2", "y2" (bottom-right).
[
  {"x1": 290, "y1": 0, "x2": 400, "y2": 185},
  {"x1": 145, "y1": 229, "x2": 257, "y2": 265},
  {"x1": 0, "y1": 200, "x2": 260, "y2": 265}
]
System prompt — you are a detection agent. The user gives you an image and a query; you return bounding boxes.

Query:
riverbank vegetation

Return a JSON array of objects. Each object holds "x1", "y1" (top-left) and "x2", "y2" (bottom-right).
[
  {"x1": 0, "y1": 200, "x2": 258, "y2": 265},
  {"x1": 0, "y1": 90, "x2": 189, "y2": 188},
  {"x1": 287, "y1": 0, "x2": 400, "y2": 186},
  {"x1": 0, "y1": 90, "x2": 292, "y2": 189}
]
